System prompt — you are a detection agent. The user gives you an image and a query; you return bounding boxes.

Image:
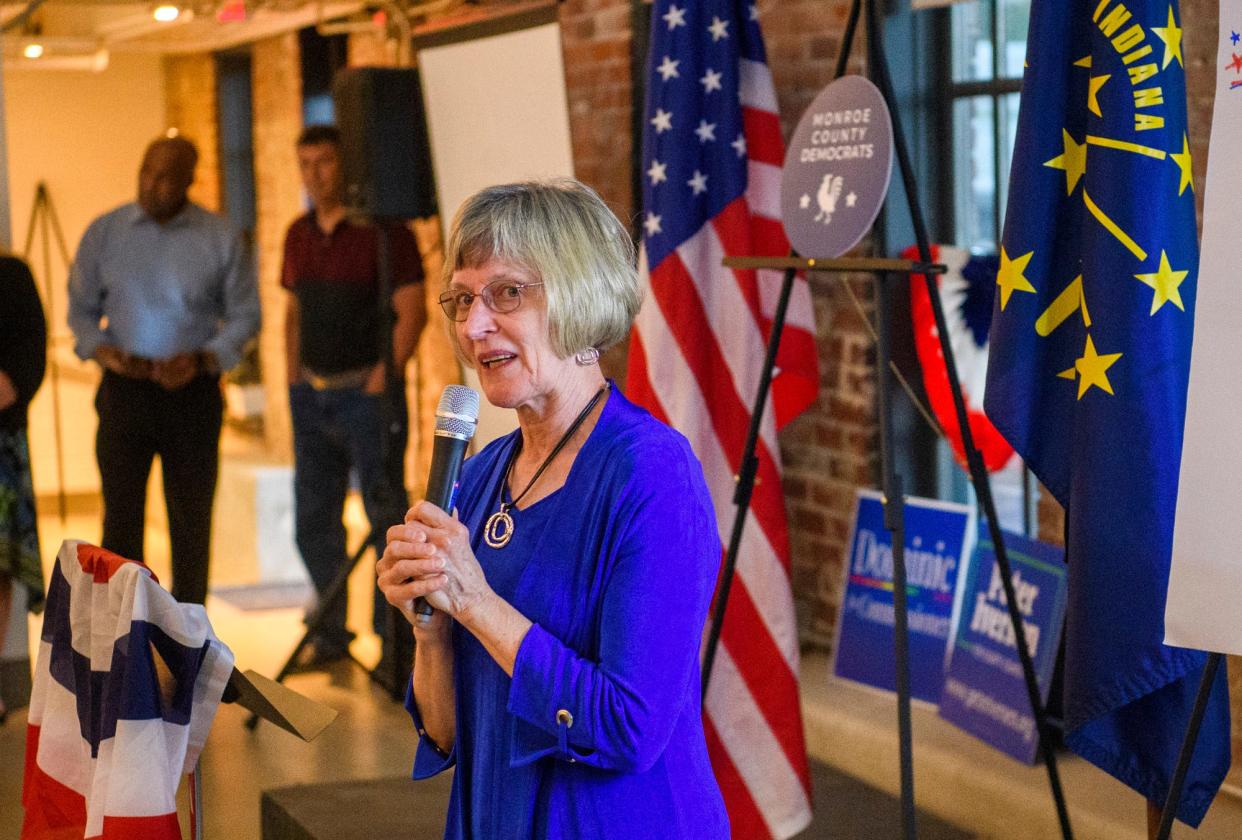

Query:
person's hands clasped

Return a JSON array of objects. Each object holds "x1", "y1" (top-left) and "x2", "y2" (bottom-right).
[
  {"x1": 94, "y1": 345, "x2": 152, "y2": 379},
  {"x1": 379, "y1": 501, "x2": 496, "y2": 633},
  {"x1": 0, "y1": 370, "x2": 17, "y2": 411},
  {"x1": 151, "y1": 352, "x2": 200, "y2": 390}
]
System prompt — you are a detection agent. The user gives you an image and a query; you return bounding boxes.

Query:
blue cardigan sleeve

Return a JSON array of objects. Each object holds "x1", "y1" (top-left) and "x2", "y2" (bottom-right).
[
  {"x1": 405, "y1": 679, "x2": 457, "y2": 778},
  {"x1": 504, "y1": 434, "x2": 719, "y2": 774}
]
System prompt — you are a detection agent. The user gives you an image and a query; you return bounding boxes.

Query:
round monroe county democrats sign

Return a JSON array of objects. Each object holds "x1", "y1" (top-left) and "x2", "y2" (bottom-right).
[{"x1": 781, "y1": 75, "x2": 894, "y2": 258}]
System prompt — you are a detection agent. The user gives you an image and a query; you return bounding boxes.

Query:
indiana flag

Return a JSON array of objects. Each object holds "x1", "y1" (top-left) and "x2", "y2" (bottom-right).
[
  {"x1": 984, "y1": 0, "x2": 1230, "y2": 826},
  {"x1": 1166, "y1": 5, "x2": 1242, "y2": 657},
  {"x1": 22, "y1": 541, "x2": 234, "y2": 839},
  {"x1": 627, "y1": 1, "x2": 818, "y2": 836}
]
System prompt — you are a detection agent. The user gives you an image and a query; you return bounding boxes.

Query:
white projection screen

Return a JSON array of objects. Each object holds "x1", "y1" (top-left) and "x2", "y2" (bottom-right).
[{"x1": 416, "y1": 9, "x2": 576, "y2": 449}]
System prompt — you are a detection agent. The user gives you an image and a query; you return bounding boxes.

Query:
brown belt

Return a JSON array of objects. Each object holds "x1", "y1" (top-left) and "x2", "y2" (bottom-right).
[{"x1": 304, "y1": 366, "x2": 371, "y2": 391}]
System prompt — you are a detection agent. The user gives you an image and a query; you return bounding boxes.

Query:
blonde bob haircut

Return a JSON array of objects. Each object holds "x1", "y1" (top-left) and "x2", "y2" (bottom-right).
[{"x1": 442, "y1": 179, "x2": 641, "y2": 362}]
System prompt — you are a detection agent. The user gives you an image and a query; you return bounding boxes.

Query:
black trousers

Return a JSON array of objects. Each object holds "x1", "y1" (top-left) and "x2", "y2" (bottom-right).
[{"x1": 95, "y1": 371, "x2": 223, "y2": 604}]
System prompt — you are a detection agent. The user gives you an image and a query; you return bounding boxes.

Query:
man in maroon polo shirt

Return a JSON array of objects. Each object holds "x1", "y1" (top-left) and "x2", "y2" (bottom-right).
[{"x1": 281, "y1": 124, "x2": 426, "y2": 668}]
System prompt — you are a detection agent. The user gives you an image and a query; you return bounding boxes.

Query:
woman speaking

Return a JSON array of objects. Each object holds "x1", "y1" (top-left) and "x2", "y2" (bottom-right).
[{"x1": 377, "y1": 179, "x2": 729, "y2": 838}]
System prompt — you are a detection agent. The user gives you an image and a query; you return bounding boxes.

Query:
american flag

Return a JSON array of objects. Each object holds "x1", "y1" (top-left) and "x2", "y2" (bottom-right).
[
  {"x1": 626, "y1": 2, "x2": 817, "y2": 836},
  {"x1": 22, "y1": 541, "x2": 234, "y2": 840}
]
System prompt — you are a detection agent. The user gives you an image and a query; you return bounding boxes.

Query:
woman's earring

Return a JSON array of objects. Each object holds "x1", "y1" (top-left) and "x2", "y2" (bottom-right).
[{"x1": 574, "y1": 346, "x2": 600, "y2": 367}]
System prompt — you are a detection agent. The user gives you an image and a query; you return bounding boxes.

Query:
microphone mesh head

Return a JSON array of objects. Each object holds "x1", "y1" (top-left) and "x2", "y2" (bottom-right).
[{"x1": 435, "y1": 385, "x2": 480, "y2": 440}]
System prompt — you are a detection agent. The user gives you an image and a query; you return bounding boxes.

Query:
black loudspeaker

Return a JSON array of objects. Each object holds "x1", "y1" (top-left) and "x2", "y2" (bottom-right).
[{"x1": 332, "y1": 67, "x2": 437, "y2": 219}]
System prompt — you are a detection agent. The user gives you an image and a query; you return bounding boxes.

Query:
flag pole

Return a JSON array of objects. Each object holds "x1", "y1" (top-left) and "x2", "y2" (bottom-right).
[
  {"x1": 1154, "y1": 652, "x2": 1223, "y2": 839},
  {"x1": 854, "y1": 0, "x2": 1075, "y2": 836}
]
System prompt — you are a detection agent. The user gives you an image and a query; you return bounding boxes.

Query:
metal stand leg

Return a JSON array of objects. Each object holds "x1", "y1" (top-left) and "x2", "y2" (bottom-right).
[
  {"x1": 859, "y1": 0, "x2": 1075, "y2": 834},
  {"x1": 191, "y1": 759, "x2": 204, "y2": 840},
  {"x1": 874, "y1": 271, "x2": 917, "y2": 840},
  {"x1": 1155, "y1": 652, "x2": 1223, "y2": 839}
]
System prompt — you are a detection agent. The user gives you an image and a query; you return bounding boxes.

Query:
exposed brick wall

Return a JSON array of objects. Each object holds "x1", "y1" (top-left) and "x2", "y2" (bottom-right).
[
  {"x1": 559, "y1": 0, "x2": 635, "y2": 224},
  {"x1": 164, "y1": 53, "x2": 222, "y2": 213},
  {"x1": 557, "y1": 0, "x2": 633, "y2": 381},
  {"x1": 251, "y1": 33, "x2": 304, "y2": 460},
  {"x1": 782, "y1": 273, "x2": 878, "y2": 646},
  {"x1": 763, "y1": 0, "x2": 861, "y2": 135}
]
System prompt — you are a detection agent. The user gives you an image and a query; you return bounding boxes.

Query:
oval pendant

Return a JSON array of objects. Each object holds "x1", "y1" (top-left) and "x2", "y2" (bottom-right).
[{"x1": 484, "y1": 509, "x2": 515, "y2": 548}]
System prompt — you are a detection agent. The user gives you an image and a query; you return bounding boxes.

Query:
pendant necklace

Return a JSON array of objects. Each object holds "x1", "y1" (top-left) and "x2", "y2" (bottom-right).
[{"x1": 484, "y1": 382, "x2": 610, "y2": 549}]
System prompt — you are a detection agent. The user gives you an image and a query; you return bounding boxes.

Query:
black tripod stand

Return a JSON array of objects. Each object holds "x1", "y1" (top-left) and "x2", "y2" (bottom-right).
[
  {"x1": 247, "y1": 225, "x2": 413, "y2": 729},
  {"x1": 700, "y1": 2, "x2": 1073, "y2": 838},
  {"x1": 22, "y1": 182, "x2": 72, "y2": 526}
]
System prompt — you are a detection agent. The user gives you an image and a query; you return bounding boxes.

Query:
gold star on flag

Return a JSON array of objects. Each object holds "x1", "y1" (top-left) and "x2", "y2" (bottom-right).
[
  {"x1": 1170, "y1": 134, "x2": 1194, "y2": 196},
  {"x1": 1045, "y1": 130, "x2": 1087, "y2": 195},
  {"x1": 996, "y1": 247, "x2": 1036, "y2": 310},
  {"x1": 1134, "y1": 250, "x2": 1189, "y2": 314},
  {"x1": 1058, "y1": 334, "x2": 1122, "y2": 399},
  {"x1": 1074, "y1": 55, "x2": 1092, "y2": 68},
  {"x1": 1153, "y1": 6, "x2": 1184, "y2": 69},
  {"x1": 1088, "y1": 74, "x2": 1110, "y2": 117}
]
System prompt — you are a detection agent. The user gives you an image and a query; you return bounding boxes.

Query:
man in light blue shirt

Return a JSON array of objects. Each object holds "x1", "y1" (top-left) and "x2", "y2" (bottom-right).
[{"x1": 67, "y1": 135, "x2": 260, "y2": 604}]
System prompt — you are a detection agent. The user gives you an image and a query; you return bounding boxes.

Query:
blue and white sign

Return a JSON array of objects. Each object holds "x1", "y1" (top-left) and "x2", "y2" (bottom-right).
[
  {"x1": 832, "y1": 490, "x2": 972, "y2": 703},
  {"x1": 938, "y1": 524, "x2": 1068, "y2": 764}
]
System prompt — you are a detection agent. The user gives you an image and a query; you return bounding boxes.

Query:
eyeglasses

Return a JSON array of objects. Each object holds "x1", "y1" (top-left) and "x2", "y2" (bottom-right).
[{"x1": 438, "y1": 279, "x2": 544, "y2": 322}]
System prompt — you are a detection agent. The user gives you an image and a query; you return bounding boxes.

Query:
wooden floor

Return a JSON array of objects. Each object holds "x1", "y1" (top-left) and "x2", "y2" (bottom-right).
[
  {"x1": 2, "y1": 659, "x2": 973, "y2": 840},
  {"x1": 257, "y1": 752, "x2": 972, "y2": 840},
  {"x1": 3, "y1": 457, "x2": 1240, "y2": 839}
]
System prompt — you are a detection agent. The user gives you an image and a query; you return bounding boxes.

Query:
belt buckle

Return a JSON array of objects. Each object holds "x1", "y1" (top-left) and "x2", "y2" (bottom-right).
[{"x1": 305, "y1": 367, "x2": 370, "y2": 391}]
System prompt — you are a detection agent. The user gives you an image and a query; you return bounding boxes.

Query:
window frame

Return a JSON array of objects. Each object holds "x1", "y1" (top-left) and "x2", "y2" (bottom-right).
[{"x1": 943, "y1": 0, "x2": 1026, "y2": 252}]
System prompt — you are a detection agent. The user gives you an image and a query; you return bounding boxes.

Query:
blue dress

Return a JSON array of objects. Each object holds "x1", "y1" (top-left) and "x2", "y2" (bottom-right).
[{"x1": 406, "y1": 386, "x2": 729, "y2": 839}]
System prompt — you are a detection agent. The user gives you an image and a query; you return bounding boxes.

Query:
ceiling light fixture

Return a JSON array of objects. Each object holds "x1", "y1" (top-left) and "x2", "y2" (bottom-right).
[
  {"x1": 23, "y1": 43, "x2": 44, "y2": 59},
  {"x1": 153, "y1": 5, "x2": 181, "y2": 22}
]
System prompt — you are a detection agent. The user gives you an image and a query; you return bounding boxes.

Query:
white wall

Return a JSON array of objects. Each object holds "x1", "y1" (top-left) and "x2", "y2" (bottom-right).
[
  {"x1": 418, "y1": 21, "x2": 575, "y2": 450},
  {"x1": 3, "y1": 53, "x2": 168, "y2": 496}
]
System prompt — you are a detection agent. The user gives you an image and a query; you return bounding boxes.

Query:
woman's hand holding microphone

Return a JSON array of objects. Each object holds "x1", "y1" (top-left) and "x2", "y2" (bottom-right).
[{"x1": 377, "y1": 500, "x2": 496, "y2": 641}]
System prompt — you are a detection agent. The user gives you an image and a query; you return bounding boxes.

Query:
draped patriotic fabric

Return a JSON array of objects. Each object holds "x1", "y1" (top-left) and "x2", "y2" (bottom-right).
[
  {"x1": 22, "y1": 540, "x2": 234, "y2": 840},
  {"x1": 905, "y1": 244, "x2": 1014, "y2": 472},
  {"x1": 627, "y1": 2, "x2": 817, "y2": 836}
]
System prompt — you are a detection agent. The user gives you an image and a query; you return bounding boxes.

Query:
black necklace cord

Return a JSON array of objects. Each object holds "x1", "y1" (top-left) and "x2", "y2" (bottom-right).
[{"x1": 502, "y1": 381, "x2": 610, "y2": 510}]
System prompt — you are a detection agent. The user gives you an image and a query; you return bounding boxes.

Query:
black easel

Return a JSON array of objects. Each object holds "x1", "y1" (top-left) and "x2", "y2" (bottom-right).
[
  {"x1": 1154, "y1": 652, "x2": 1223, "y2": 839},
  {"x1": 699, "y1": 1, "x2": 1074, "y2": 838},
  {"x1": 247, "y1": 225, "x2": 412, "y2": 729},
  {"x1": 863, "y1": 1, "x2": 1076, "y2": 834},
  {"x1": 860, "y1": 7, "x2": 1075, "y2": 838},
  {"x1": 373, "y1": 222, "x2": 416, "y2": 699},
  {"x1": 705, "y1": 252, "x2": 936, "y2": 840},
  {"x1": 246, "y1": 530, "x2": 384, "y2": 731},
  {"x1": 21, "y1": 182, "x2": 71, "y2": 526}
]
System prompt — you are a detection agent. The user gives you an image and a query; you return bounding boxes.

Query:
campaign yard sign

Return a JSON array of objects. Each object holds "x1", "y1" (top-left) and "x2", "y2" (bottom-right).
[
  {"x1": 832, "y1": 490, "x2": 972, "y2": 703},
  {"x1": 938, "y1": 524, "x2": 1067, "y2": 764}
]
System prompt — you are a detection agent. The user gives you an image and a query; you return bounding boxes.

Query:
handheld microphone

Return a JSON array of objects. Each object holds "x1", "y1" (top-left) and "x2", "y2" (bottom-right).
[{"x1": 414, "y1": 384, "x2": 480, "y2": 623}]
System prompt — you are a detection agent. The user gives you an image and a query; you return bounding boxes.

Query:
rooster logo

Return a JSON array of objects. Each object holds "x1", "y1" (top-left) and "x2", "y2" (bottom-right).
[{"x1": 814, "y1": 173, "x2": 844, "y2": 225}]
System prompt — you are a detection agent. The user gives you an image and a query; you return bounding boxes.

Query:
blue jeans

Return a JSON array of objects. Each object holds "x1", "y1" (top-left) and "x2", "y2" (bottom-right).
[{"x1": 289, "y1": 382, "x2": 408, "y2": 649}]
